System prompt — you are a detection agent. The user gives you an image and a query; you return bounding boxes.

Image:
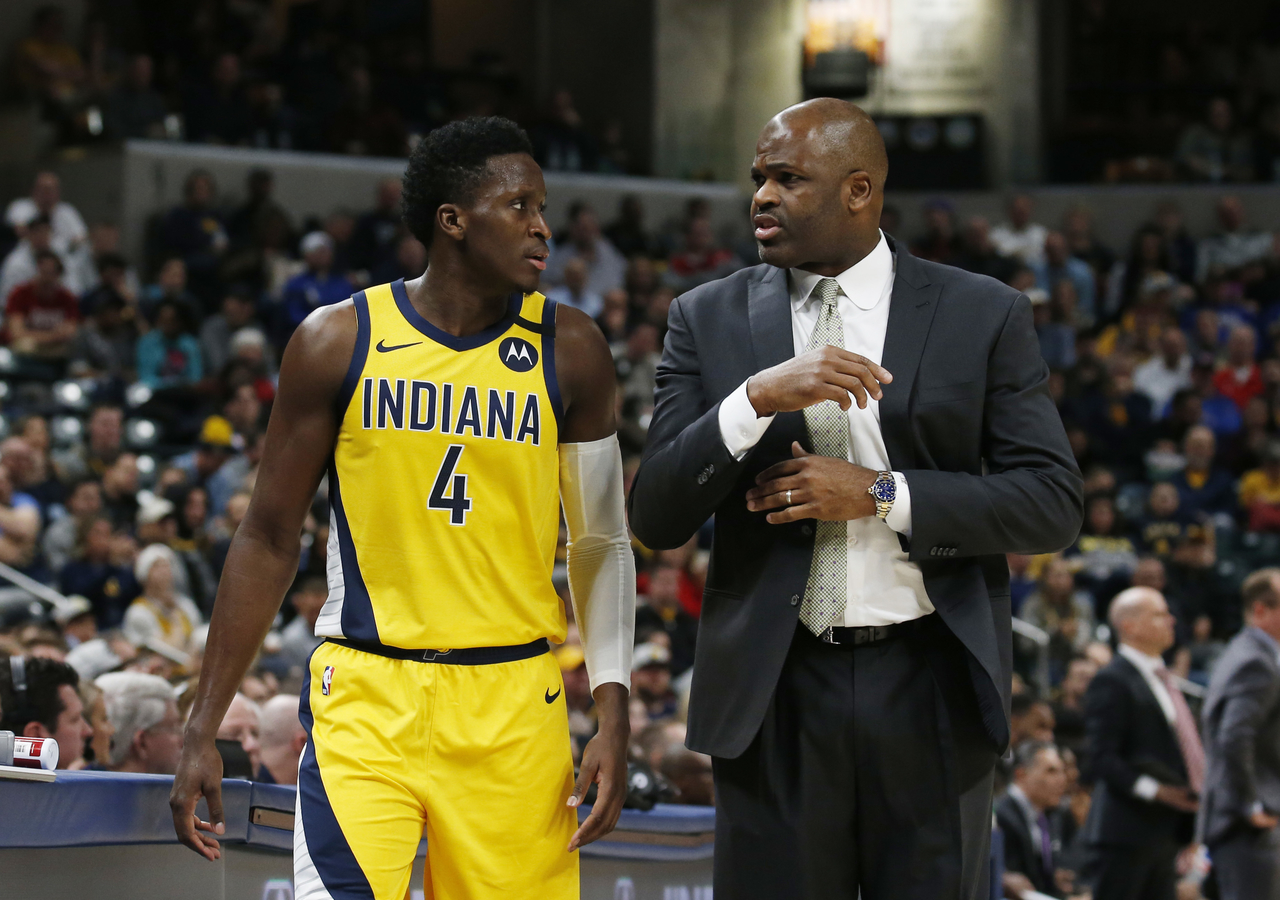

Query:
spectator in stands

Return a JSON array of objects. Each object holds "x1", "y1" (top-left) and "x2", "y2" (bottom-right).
[
  {"x1": 1138, "y1": 483, "x2": 1196, "y2": 559},
  {"x1": 1196, "y1": 196, "x2": 1274, "y2": 283},
  {"x1": 0, "y1": 655, "x2": 92, "y2": 769},
  {"x1": 4, "y1": 171, "x2": 87, "y2": 256},
  {"x1": 1133, "y1": 327, "x2": 1193, "y2": 416},
  {"x1": 1239, "y1": 439, "x2": 1280, "y2": 532},
  {"x1": 1010, "y1": 693, "x2": 1057, "y2": 747},
  {"x1": 105, "y1": 54, "x2": 167, "y2": 141},
  {"x1": 1021, "y1": 557, "x2": 1097, "y2": 680},
  {"x1": 1069, "y1": 493, "x2": 1139, "y2": 608},
  {"x1": 370, "y1": 234, "x2": 426, "y2": 286},
  {"x1": 667, "y1": 216, "x2": 741, "y2": 290},
  {"x1": 990, "y1": 193, "x2": 1049, "y2": 265},
  {"x1": 70, "y1": 289, "x2": 138, "y2": 380},
  {"x1": 54, "y1": 404, "x2": 123, "y2": 483},
  {"x1": 158, "y1": 171, "x2": 228, "y2": 307},
  {"x1": 1214, "y1": 324, "x2": 1264, "y2": 412},
  {"x1": 605, "y1": 195, "x2": 658, "y2": 259},
  {"x1": 1034, "y1": 232, "x2": 1098, "y2": 325},
  {"x1": 545, "y1": 203, "x2": 627, "y2": 295},
  {"x1": 209, "y1": 490, "x2": 251, "y2": 579},
  {"x1": 1034, "y1": 286, "x2": 1077, "y2": 371},
  {"x1": 280, "y1": 576, "x2": 326, "y2": 672},
  {"x1": 59, "y1": 514, "x2": 139, "y2": 629},
  {"x1": 5, "y1": 248, "x2": 79, "y2": 359},
  {"x1": 1052, "y1": 656, "x2": 1097, "y2": 760},
  {"x1": 545, "y1": 257, "x2": 603, "y2": 319},
  {"x1": 635, "y1": 563, "x2": 698, "y2": 677},
  {"x1": 1175, "y1": 97, "x2": 1255, "y2": 183},
  {"x1": 97, "y1": 453, "x2": 138, "y2": 529},
  {"x1": 631, "y1": 642, "x2": 677, "y2": 720},
  {"x1": 42, "y1": 477, "x2": 101, "y2": 573},
  {"x1": 135, "y1": 299, "x2": 202, "y2": 389},
  {"x1": 1171, "y1": 425, "x2": 1237, "y2": 523},
  {"x1": 255, "y1": 694, "x2": 305, "y2": 784},
  {"x1": 530, "y1": 89, "x2": 597, "y2": 172},
  {"x1": 0, "y1": 215, "x2": 82, "y2": 301},
  {"x1": 660, "y1": 743, "x2": 714, "y2": 806},
  {"x1": 217, "y1": 691, "x2": 262, "y2": 775},
  {"x1": 1063, "y1": 205, "x2": 1114, "y2": 292},
  {"x1": 280, "y1": 231, "x2": 353, "y2": 338},
  {"x1": 225, "y1": 170, "x2": 292, "y2": 257},
  {"x1": 95, "y1": 671, "x2": 183, "y2": 774},
  {"x1": 909, "y1": 199, "x2": 961, "y2": 265},
  {"x1": 77, "y1": 678, "x2": 112, "y2": 767},
  {"x1": 123, "y1": 543, "x2": 202, "y2": 655},
  {"x1": 139, "y1": 257, "x2": 198, "y2": 325},
  {"x1": 12, "y1": 5, "x2": 84, "y2": 132},
  {"x1": 186, "y1": 52, "x2": 251, "y2": 146},
  {"x1": 326, "y1": 65, "x2": 407, "y2": 158},
  {"x1": 1007, "y1": 552, "x2": 1038, "y2": 615},
  {"x1": 199, "y1": 289, "x2": 259, "y2": 377},
  {"x1": 997, "y1": 740, "x2": 1073, "y2": 899},
  {"x1": 1074, "y1": 355, "x2": 1153, "y2": 480},
  {"x1": 350, "y1": 177, "x2": 403, "y2": 276},
  {"x1": 955, "y1": 215, "x2": 1016, "y2": 283},
  {"x1": 556, "y1": 645, "x2": 596, "y2": 756},
  {"x1": 1106, "y1": 226, "x2": 1176, "y2": 321}
]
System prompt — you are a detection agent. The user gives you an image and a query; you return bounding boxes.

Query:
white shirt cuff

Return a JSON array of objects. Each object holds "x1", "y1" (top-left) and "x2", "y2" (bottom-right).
[
  {"x1": 718, "y1": 378, "x2": 775, "y2": 460},
  {"x1": 1134, "y1": 775, "x2": 1160, "y2": 801},
  {"x1": 885, "y1": 472, "x2": 912, "y2": 538}
]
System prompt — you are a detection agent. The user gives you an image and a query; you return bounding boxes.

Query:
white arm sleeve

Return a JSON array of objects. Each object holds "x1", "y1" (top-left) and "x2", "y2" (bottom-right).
[{"x1": 559, "y1": 435, "x2": 636, "y2": 693}]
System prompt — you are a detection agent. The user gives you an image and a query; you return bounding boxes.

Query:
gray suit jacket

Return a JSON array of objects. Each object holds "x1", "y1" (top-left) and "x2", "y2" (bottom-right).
[
  {"x1": 627, "y1": 238, "x2": 1083, "y2": 758},
  {"x1": 1199, "y1": 627, "x2": 1280, "y2": 845}
]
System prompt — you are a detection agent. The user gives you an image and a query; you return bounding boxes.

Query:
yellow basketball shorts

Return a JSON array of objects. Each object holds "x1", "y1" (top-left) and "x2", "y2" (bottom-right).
[{"x1": 293, "y1": 639, "x2": 579, "y2": 900}]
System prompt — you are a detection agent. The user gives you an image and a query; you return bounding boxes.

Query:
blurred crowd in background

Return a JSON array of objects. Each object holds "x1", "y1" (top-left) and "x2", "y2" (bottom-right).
[{"x1": 0, "y1": 146, "x2": 1278, "y2": 841}]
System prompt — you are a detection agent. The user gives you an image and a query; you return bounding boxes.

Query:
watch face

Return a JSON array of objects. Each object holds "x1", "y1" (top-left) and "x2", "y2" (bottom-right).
[{"x1": 872, "y1": 476, "x2": 896, "y2": 503}]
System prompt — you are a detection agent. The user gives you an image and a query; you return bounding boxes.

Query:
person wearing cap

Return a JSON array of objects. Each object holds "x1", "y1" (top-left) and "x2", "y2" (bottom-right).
[
  {"x1": 280, "y1": 230, "x2": 353, "y2": 339},
  {"x1": 631, "y1": 642, "x2": 676, "y2": 720},
  {"x1": 1239, "y1": 440, "x2": 1280, "y2": 532},
  {"x1": 53, "y1": 595, "x2": 97, "y2": 648},
  {"x1": 171, "y1": 415, "x2": 236, "y2": 490},
  {"x1": 123, "y1": 543, "x2": 202, "y2": 655}
]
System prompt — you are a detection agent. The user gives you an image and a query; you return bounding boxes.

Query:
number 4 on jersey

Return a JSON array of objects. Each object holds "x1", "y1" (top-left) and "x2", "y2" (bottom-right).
[{"x1": 429, "y1": 444, "x2": 472, "y2": 526}]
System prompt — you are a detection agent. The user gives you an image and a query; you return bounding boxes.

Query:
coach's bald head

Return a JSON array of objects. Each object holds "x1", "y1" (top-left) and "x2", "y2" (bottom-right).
[
  {"x1": 750, "y1": 99, "x2": 888, "y2": 274},
  {"x1": 1109, "y1": 586, "x2": 1176, "y2": 657}
]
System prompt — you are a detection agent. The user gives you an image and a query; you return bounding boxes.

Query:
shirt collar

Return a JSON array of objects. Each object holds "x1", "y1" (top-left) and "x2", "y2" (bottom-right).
[
  {"x1": 790, "y1": 231, "x2": 892, "y2": 312},
  {"x1": 1118, "y1": 642, "x2": 1165, "y2": 675},
  {"x1": 1007, "y1": 783, "x2": 1040, "y2": 821}
]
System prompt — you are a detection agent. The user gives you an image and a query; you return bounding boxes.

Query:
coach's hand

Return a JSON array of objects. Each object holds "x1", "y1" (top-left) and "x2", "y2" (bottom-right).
[
  {"x1": 746, "y1": 346, "x2": 892, "y2": 417},
  {"x1": 747, "y1": 442, "x2": 878, "y2": 523},
  {"x1": 567, "y1": 683, "x2": 629, "y2": 852},
  {"x1": 170, "y1": 738, "x2": 226, "y2": 861}
]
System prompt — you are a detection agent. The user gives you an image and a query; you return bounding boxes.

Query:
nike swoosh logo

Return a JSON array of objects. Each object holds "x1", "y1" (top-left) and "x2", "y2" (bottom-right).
[
  {"x1": 545, "y1": 688, "x2": 561, "y2": 704},
  {"x1": 376, "y1": 339, "x2": 423, "y2": 353}
]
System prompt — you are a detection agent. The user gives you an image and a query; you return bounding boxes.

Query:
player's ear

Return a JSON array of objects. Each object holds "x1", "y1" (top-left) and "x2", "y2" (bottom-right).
[
  {"x1": 844, "y1": 171, "x2": 873, "y2": 215},
  {"x1": 437, "y1": 203, "x2": 466, "y2": 242}
]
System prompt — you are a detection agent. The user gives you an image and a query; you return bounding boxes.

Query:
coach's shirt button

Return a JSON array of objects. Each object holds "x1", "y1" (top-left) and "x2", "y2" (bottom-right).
[{"x1": 790, "y1": 594, "x2": 801, "y2": 606}]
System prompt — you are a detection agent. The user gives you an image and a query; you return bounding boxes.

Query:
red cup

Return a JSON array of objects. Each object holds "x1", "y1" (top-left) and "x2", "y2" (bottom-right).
[{"x1": 11, "y1": 735, "x2": 59, "y2": 770}]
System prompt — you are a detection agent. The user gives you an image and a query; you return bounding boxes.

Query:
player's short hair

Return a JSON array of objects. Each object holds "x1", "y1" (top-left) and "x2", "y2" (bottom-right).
[{"x1": 401, "y1": 117, "x2": 534, "y2": 248}]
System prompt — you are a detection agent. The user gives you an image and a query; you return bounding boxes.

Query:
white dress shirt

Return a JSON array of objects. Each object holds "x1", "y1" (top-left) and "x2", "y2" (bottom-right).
[
  {"x1": 717, "y1": 232, "x2": 934, "y2": 627},
  {"x1": 1117, "y1": 642, "x2": 1177, "y2": 800}
]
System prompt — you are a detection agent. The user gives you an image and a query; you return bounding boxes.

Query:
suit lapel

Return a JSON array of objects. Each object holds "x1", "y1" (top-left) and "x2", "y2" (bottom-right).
[
  {"x1": 748, "y1": 266, "x2": 808, "y2": 449},
  {"x1": 879, "y1": 239, "x2": 941, "y2": 470}
]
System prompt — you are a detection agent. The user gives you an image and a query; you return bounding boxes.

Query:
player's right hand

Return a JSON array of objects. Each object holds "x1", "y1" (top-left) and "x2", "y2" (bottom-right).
[
  {"x1": 746, "y1": 346, "x2": 892, "y2": 416},
  {"x1": 170, "y1": 738, "x2": 226, "y2": 860}
]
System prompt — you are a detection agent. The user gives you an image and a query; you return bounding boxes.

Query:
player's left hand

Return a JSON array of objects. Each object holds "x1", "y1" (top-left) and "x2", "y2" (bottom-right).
[
  {"x1": 566, "y1": 689, "x2": 629, "y2": 851},
  {"x1": 746, "y1": 442, "x2": 877, "y2": 523}
]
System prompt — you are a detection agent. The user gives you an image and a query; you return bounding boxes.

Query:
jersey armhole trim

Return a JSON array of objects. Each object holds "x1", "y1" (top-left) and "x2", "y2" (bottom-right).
[
  {"x1": 335, "y1": 290, "x2": 371, "y2": 416},
  {"x1": 541, "y1": 297, "x2": 565, "y2": 434}
]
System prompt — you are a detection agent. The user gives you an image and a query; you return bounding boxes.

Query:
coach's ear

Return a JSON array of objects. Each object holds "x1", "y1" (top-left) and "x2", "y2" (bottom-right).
[{"x1": 437, "y1": 203, "x2": 466, "y2": 243}]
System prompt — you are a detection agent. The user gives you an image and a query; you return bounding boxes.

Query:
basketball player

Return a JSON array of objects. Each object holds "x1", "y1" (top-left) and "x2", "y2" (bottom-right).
[{"x1": 171, "y1": 117, "x2": 636, "y2": 899}]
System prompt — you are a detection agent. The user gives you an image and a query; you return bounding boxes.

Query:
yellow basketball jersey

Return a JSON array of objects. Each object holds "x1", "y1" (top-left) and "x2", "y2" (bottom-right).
[{"x1": 315, "y1": 279, "x2": 566, "y2": 650}]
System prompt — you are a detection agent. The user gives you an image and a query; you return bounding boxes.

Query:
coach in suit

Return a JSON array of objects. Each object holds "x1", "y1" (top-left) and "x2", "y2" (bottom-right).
[
  {"x1": 628, "y1": 99, "x2": 1082, "y2": 900},
  {"x1": 996, "y1": 741, "x2": 1072, "y2": 898},
  {"x1": 1083, "y1": 587, "x2": 1203, "y2": 900},
  {"x1": 1200, "y1": 568, "x2": 1280, "y2": 900}
]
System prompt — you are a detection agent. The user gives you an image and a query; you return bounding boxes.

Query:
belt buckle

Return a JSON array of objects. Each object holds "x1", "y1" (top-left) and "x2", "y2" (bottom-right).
[
  {"x1": 821, "y1": 627, "x2": 838, "y2": 645},
  {"x1": 422, "y1": 648, "x2": 453, "y2": 662}
]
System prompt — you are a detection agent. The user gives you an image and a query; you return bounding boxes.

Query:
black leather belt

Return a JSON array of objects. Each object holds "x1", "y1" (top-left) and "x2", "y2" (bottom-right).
[
  {"x1": 815, "y1": 617, "x2": 925, "y2": 647},
  {"x1": 326, "y1": 637, "x2": 548, "y2": 665}
]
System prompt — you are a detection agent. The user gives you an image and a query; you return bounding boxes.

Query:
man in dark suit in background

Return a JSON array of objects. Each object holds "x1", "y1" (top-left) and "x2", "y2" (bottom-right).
[
  {"x1": 1083, "y1": 587, "x2": 1203, "y2": 900},
  {"x1": 996, "y1": 740, "x2": 1073, "y2": 898},
  {"x1": 1200, "y1": 567, "x2": 1280, "y2": 900},
  {"x1": 628, "y1": 98, "x2": 1082, "y2": 900}
]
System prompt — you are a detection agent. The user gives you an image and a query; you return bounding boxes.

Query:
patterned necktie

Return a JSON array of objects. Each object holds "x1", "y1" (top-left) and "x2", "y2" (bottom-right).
[
  {"x1": 1155, "y1": 666, "x2": 1206, "y2": 793},
  {"x1": 798, "y1": 278, "x2": 851, "y2": 636},
  {"x1": 1036, "y1": 812, "x2": 1054, "y2": 883}
]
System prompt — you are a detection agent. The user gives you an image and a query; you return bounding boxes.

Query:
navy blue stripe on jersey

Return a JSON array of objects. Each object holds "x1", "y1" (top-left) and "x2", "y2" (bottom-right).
[
  {"x1": 297, "y1": 662, "x2": 376, "y2": 900},
  {"x1": 336, "y1": 291, "x2": 371, "y2": 416},
  {"x1": 328, "y1": 459, "x2": 379, "y2": 644},
  {"x1": 541, "y1": 297, "x2": 564, "y2": 434},
  {"x1": 390, "y1": 278, "x2": 520, "y2": 351}
]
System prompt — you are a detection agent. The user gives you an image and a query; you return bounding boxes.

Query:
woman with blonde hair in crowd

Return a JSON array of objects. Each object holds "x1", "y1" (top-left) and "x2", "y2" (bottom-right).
[
  {"x1": 77, "y1": 678, "x2": 115, "y2": 770},
  {"x1": 123, "y1": 543, "x2": 202, "y2": 656}
]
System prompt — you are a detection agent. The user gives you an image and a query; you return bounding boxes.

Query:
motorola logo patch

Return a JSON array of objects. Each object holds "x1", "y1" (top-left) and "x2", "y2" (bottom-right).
[{"x1": 499, "y1": 337, "x2": 538, "y2": 372}]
